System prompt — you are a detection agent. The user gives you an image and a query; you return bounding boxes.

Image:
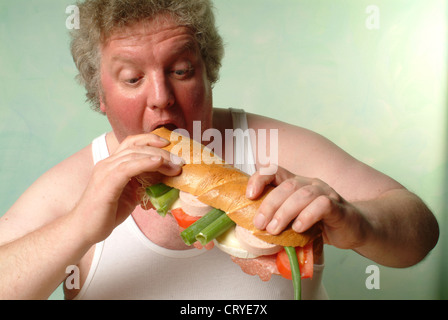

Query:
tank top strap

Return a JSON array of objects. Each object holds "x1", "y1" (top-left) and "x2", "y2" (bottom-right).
[
  {"x1": 91, "y1": 133, "x2": 109, "y2": 165},
  {"x1": 229, "y1": 108, "x2": 257, "y2": 176}
]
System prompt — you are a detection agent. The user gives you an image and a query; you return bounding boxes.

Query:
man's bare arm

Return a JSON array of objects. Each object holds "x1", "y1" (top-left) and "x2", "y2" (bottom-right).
[
  {"x1": 0, "y1": 134, "x2": 182, "y2": 299},
  {"x1": 352, "y1": 188, "x2": 438, "y2": 267},
  {"x1": 247, "y1": 114, "x2": 439, "y2": 267},
  {"x1": 0, "y1": 212, "x2": 93, "y2": 299}
]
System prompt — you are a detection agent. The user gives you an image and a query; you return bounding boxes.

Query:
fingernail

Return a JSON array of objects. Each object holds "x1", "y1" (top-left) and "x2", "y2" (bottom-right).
[
  {"x1": 151, "y1": 155, "x2": 162, "y2": 161},
  {"x1": 267, "y1": 218, "x2": 279, "y2": 234},
  {"x1": 157, "y1": 136, "x2": 170, "y2": 144},
  {"x1": 170, "y1": 154, "x2": 186, "y2": 166},
  {"x1": 293, "y1": 220, "x2": 303, "y2": 233},
  {"x1": 254, "y1": 214, "x2": 266, "y2": 229},
  {"x1": 246, "y1": 184, "x2": 255, "y2": 198}
]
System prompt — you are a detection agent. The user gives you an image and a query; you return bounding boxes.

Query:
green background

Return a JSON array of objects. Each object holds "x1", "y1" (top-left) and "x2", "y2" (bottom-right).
[{"x1": 0, "y1": 0, "x2": 446, "y2": 299}]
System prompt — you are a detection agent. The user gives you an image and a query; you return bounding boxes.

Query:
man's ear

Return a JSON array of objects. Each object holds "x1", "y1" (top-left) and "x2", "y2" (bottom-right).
[{"x1": 99, "y1": 94, "x2": 106, "y2": 113}]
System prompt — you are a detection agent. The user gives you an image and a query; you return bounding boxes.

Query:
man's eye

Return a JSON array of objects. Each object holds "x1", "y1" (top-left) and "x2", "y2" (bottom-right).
[
  {"x1": 171, "y1": 66, "x2": 194, "y2": 79},
  {"x1": 175, "y1": 70, "x2": 187, "y2": 76},
  {"x1": 127, "y1": 77, "x2": 141, "y2": 84}
]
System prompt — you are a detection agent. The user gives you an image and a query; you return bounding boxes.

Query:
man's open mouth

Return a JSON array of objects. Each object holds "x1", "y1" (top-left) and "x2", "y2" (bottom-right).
[{"x1": 155, "y1": 123, "x2": 178, "y2": 132}]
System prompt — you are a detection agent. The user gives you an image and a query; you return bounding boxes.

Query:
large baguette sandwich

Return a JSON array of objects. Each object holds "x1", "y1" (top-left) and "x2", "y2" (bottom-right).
[
  {"x1": 138, "y1": 127, "x2": 323, "y2": 299},
  {"x1": 139, "y1": 127, "x2": 322, "y2": 247}
]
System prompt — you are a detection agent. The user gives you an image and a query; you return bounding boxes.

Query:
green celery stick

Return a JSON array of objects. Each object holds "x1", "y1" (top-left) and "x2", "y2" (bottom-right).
[
  {"x1": 149, "y1": 188, "x2": 179, "y2": 217},
  {"x1": 146, "y1": 183, "x2": 172, "y2": 198},
  {"x1": 180, "y1": 209, "x2": 225, "y2": 245},
  {"x1": 195, "y1": 213, "x2": 236, "y2": 245}
]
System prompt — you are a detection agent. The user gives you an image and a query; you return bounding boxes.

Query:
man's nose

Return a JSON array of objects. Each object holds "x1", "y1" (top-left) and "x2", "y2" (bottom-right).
[{"x1": 146, "y1": 71, "x2": 175, "y2": 110}]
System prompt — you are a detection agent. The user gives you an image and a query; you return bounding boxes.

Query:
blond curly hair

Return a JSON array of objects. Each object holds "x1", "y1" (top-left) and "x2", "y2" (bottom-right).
[{"x1": 70, "y1": 0, "x2": 224, "y2": 112}]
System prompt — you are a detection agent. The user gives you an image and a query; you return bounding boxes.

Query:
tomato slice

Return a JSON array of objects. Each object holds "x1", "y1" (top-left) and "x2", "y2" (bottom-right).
[
  {"x1": 297, "y1": 242, "x2": 314, "y2": 279},
  {"x1": 276, "y1": 242, "x2": 314, "y2": 280},
  {"x1": 171, "y1": 208, "x2": 201, "y2": 229}
]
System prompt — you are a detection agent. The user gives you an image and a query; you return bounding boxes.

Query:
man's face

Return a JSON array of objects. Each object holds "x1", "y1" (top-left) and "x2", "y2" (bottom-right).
[{"x1": 99, "y1": 16, "x2": 213, "y2": 142}]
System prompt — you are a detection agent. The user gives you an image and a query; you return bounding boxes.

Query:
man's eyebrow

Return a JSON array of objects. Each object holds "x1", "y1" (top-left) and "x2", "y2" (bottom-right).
[
  {"x1": 110, "y1": 55, "x2": 140, "y2": 65},
  {"x1": 169, "y1": 38, "x2": 199, "y2": 56}
]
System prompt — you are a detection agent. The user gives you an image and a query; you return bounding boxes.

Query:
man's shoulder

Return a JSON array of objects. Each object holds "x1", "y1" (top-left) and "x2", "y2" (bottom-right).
[
  {"x1": 24, "y1": 143, "x2": 94, "y2": 211},
  {"x1": 51, "y1": 143, "x2": 94, "y2": 179},
  {"x1": 245, "y1": 112, "x2": 347, "y2": 174},
  {"x1": 0, "y1": 143, "x2": 95, "y2": 244},
  {"x1": 42, "y1": 144, "x2": 95, "y2": 206},
  {"x1": 246, "y1": 112, "x2": 312, "y2": 137}
]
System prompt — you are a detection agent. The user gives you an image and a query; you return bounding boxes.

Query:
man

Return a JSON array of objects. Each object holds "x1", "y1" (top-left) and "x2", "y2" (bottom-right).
[{"x1": 0, "y1": 0, "x2": 439, "y2": 299}]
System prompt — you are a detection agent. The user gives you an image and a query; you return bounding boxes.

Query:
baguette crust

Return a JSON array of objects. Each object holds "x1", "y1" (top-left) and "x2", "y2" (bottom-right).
[{"x1": 140, "y1": 127, "x2": 322, "y2": 247}]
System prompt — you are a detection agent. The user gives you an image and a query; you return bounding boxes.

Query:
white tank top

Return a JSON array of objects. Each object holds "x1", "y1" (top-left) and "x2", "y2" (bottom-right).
[{"x1": 74, "y1": 109, "x2": 327, "y2": 300}]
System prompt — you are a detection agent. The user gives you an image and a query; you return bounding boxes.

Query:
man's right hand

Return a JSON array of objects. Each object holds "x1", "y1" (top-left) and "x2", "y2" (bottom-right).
[{"x1": 71, "y1": 133, "x2": 183, "y2": 245}]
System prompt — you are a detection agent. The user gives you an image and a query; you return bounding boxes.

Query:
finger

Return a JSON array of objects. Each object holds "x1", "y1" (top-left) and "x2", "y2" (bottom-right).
[
  {"x1": 117, "y1": 154, "x2": 183, "y2": 178},
  {"x1": 293, "y1": 191, "x2": 346, "y2": 234},
  {"x1": 115, "y1": 133, "x2": 170, "y2": 153},
  {"x1": 266, "y1": 184, "x2": 326, "y2": 235},
  {"x1": 108, "y1": 144, "x2": 184, "y2": 167},
  {"x1": 101, "y1": 153, "x2": 182, "y2": 192},
  {"x1": 292, "y1": 195, "x2": 340, "y2": 233},
  {"x1": 253, "y1": 177, "x2": 310, "y2": 230},
  {"x1": 246, "y1": 166, "x2": 295, "y2": 199},
  {"x1": 90, "y1": 155, "x2": 164, "y2": 203},
  {"x1": 246, "y1": 171, "x2": 275, "y2": 199}
]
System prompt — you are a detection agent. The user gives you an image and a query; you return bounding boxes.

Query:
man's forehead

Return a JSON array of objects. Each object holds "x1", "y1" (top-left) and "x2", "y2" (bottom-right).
[
  {"x1": 103, "y1": 17, "x2": 195, "y2": 48},
  {"x1": 103, "y1": 34, "x2": 199, "y2": 66}
]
